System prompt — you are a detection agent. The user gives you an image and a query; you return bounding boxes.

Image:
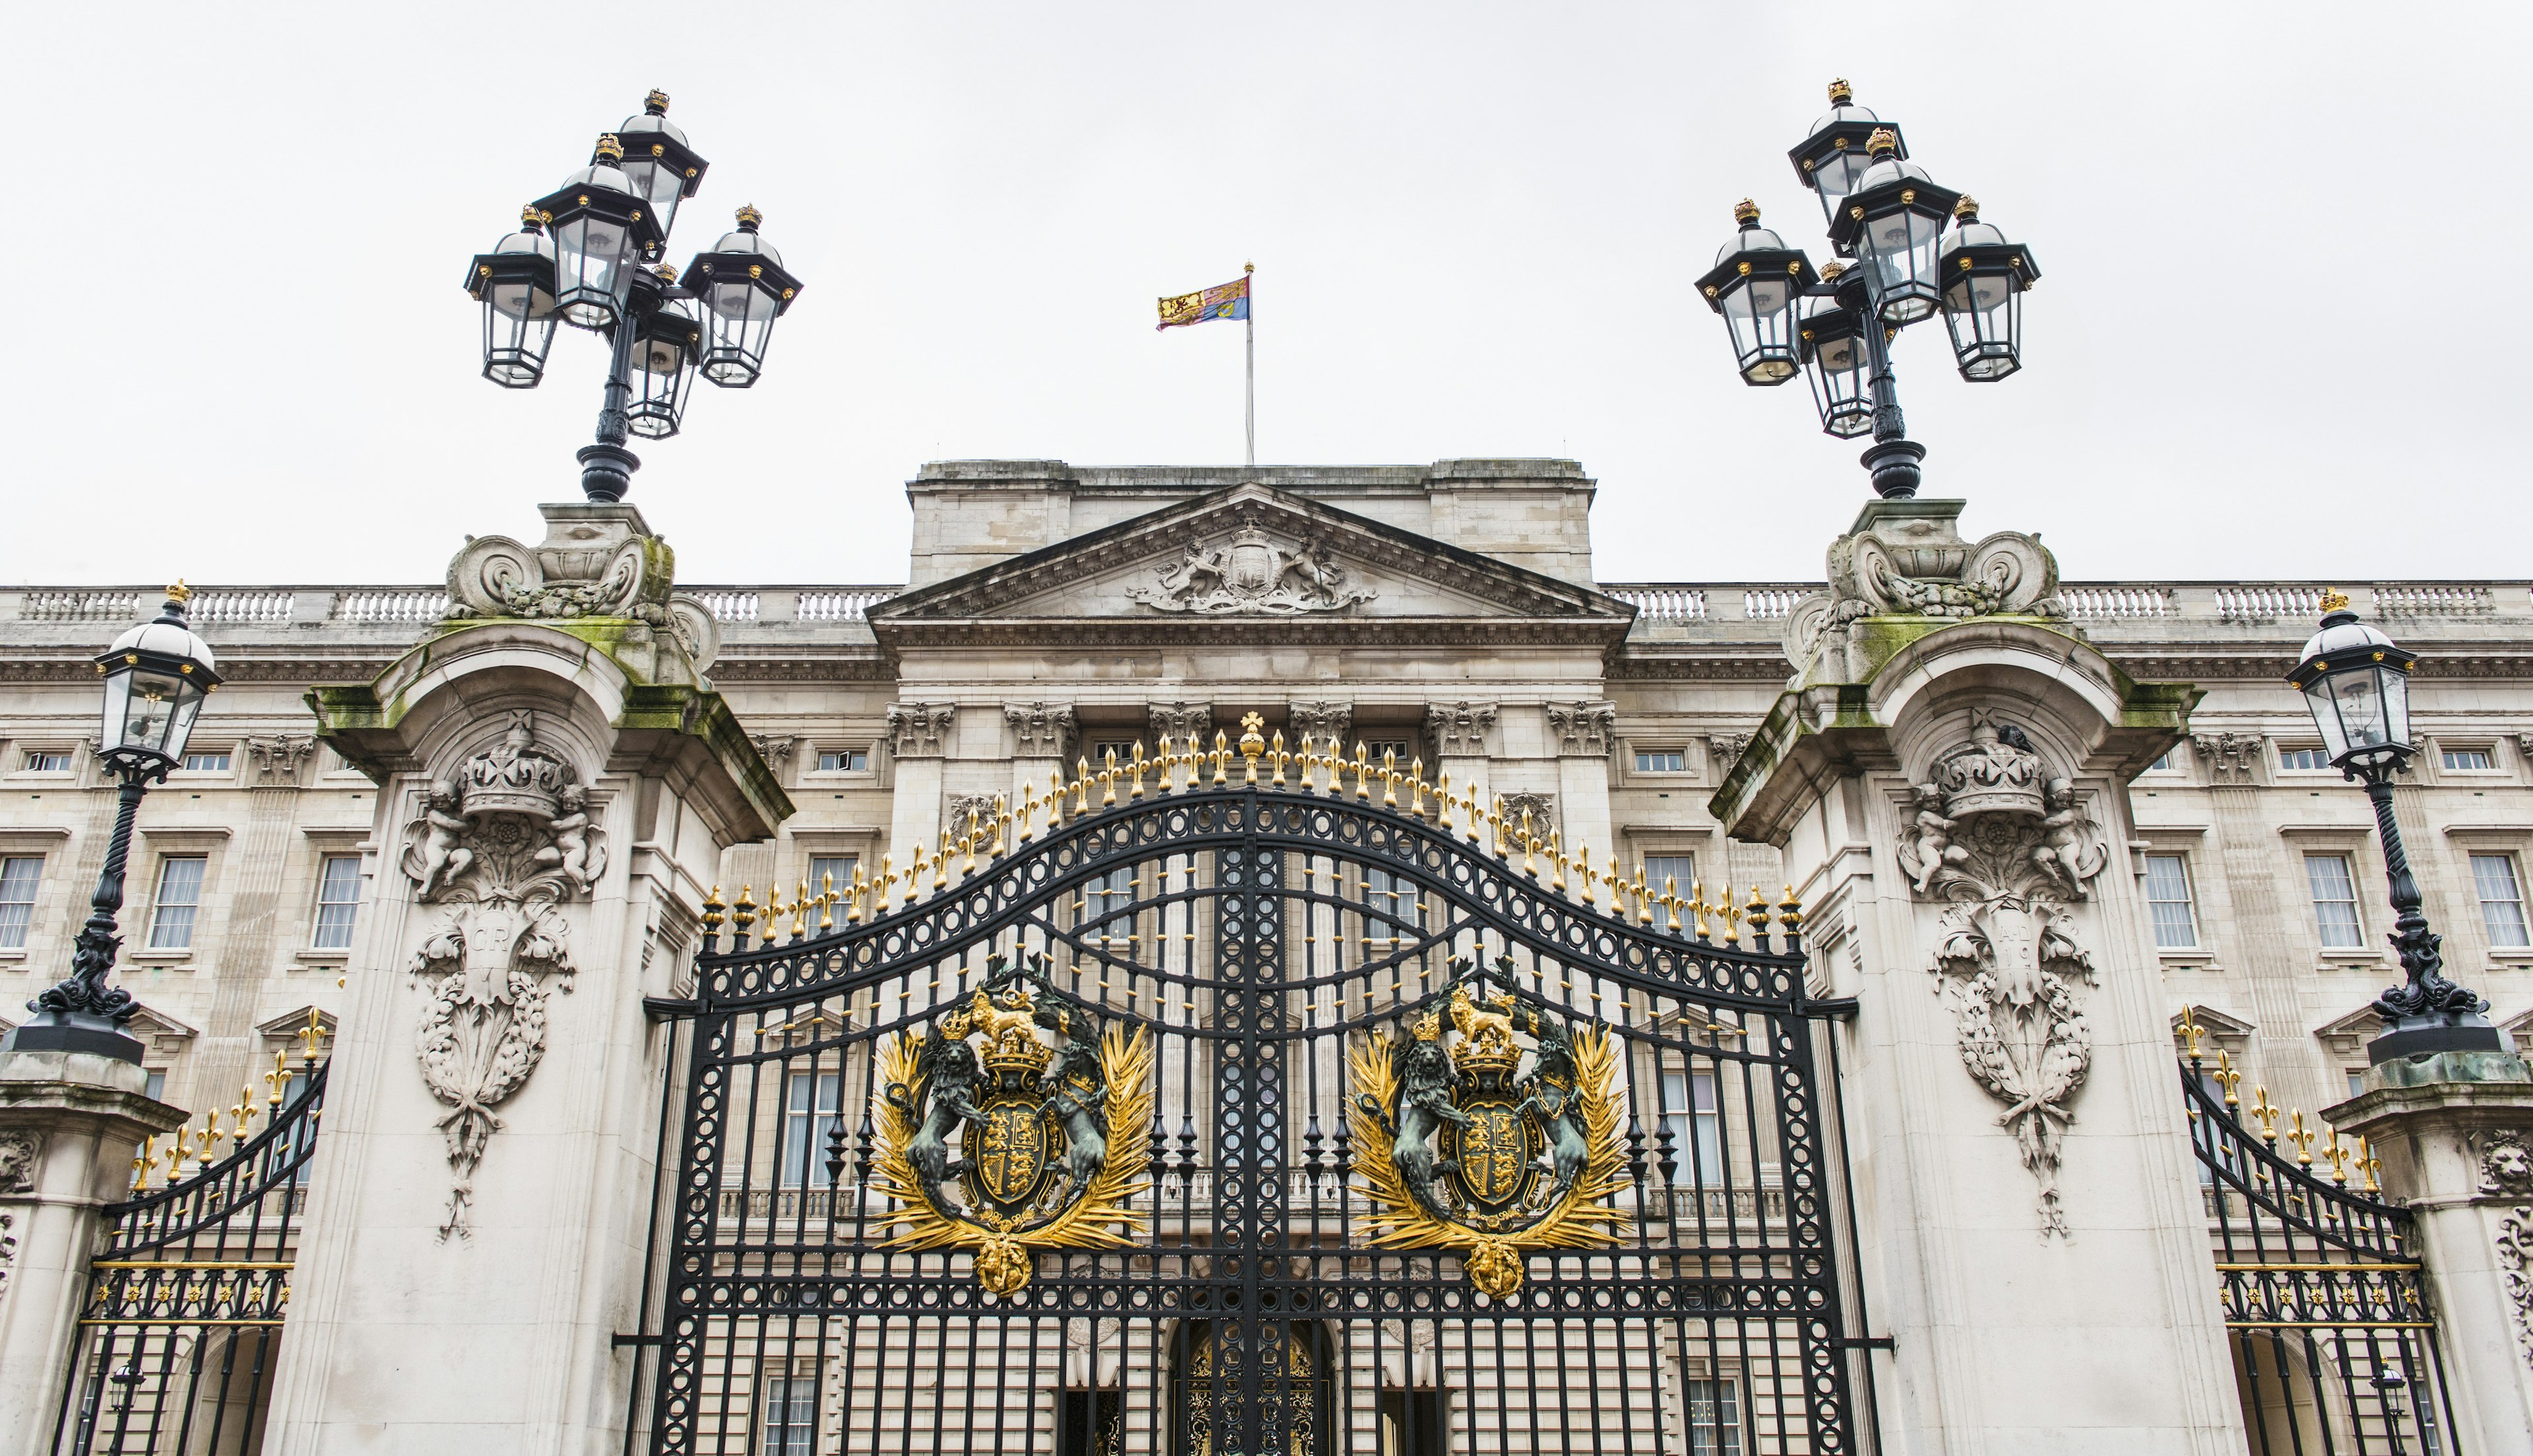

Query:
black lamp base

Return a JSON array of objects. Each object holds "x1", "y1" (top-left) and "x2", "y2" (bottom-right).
[
  {"x1": 2, "y1": 1009, "x2": 145, "y2": 1064},
  {"x1": 1861, "y1": 439, "x2": 1925, "y2": 500},
  {"x1": 2369, "y1": 1012, "x2": 2507, "y2": 1064},
  {"x1": 577, "y1": 443, "x2": 641, "y2": 502}
]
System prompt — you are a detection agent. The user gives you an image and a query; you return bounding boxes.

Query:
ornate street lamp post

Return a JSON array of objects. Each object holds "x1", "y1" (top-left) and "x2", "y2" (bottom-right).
[
  {"x1": 1698, "y1": 80, "x2": 2039, "y2": 500},
  {"x1": 2288, "y1": 590, "x2": 2503, "y2": 1062},
  {"x1": 463, "y1": 90, "x2": 806, "y2": 502},
  {"x1": 7, "y1": 586, "x2": 220, "y2": 1063}
]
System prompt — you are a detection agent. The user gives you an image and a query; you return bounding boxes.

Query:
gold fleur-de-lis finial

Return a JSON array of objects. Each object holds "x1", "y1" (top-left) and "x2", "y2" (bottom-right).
[
  {"x1": 2175, "y1": 1005, "x2": 2206, "y2": 1061},
  {"x1": 2249, "y1": 1086, "x2": 2281, "y2": 1143}
]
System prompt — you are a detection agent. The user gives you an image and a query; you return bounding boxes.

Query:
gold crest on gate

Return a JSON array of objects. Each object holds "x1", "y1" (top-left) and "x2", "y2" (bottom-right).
[
  {"x1": 873, "y1": 953, "x2": 1154, "y2": 1297},
  {"x1": 1350, "y1": 957, "x2": 1633, "y2": 1298}
]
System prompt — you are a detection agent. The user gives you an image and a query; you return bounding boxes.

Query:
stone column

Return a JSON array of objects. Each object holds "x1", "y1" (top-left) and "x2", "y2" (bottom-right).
[
  {"x1": 2326, "y1": 1050, "x2": 2533, "y2": 1453},
  {"x1": 1713, "y1": 499, "x2": 2241, "y2": 1453},
  {"x1": 261, "y1": 502, "x2": 789, "y2": 1454},
  {"x1": 1546, "y1": 700, "x2": 1616, "y2": 870},
  {"x1": 0, "y1": 1046, "x2": 187, "y2": 1456}
]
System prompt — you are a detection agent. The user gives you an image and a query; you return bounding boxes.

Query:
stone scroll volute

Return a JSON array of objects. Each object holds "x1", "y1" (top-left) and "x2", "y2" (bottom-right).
[{"x1": 396, "y1": 710, "x2": 606, "y2": 1240}]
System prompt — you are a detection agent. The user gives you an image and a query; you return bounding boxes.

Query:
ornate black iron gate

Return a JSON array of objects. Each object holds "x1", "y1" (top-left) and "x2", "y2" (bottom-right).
[{"x1": 634, "y1": 736, "x2": 1876, "y2": 1455}]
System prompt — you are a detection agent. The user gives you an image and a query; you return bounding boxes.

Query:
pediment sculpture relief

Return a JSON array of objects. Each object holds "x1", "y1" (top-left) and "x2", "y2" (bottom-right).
[
  {"x1": 1126, "y1": 519, "x2": 1375, "y2": 615},
  {"x1": 1896, "y1": 713, "x2": 2109, "y2": 1240},
  {"x1": 397, "y1": 710, "x2": 606, "y2": 1240}
]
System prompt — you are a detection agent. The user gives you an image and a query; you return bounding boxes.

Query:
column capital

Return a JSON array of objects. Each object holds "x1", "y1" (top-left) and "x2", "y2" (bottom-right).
[
  {"x1": 1003, "y1": 702, "x2": 1076, "y2": 760},
  {"x1": 886, "y1": 702, "x2": 959, "y2": 760},
  {"x1": 1543, "y1": 700, "x2": 1615, "y2": 758},
  {"x1": 1425, "y1": 702, "x2": 1496, "y2": 756}
]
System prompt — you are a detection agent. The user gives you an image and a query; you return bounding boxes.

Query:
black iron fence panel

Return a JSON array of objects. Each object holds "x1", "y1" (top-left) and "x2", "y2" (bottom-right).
[
  {"x1": 639, "y1": 744, "x2": 1879, "y2": 1456},
  {"x1": 2177, "y1": 1015, "x2": 2458, "y2": 1456},
  {"x1": 52, "y1": 1034, "x2": 328, "y2": 1456}
]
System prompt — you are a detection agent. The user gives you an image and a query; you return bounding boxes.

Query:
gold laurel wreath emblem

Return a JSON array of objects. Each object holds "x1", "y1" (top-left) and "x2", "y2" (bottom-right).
[
  {"x1": 872, "y1": 1020, "x2": 1155, "y2": 1298},
  {"x1": 1348, "y1": 1023, "x2": 1633, "y2": 1298}
]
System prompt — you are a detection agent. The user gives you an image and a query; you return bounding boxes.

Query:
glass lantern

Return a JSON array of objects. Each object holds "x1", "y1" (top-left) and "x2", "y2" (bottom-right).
[
  {"x1": 532, "y1": 135, "x2": 667, "y2": 330},
  {"x1": 683, "y1": 206, "x2": 805, "y2": 388},
  {"x1": 1798, "y1": 272, "x2": 1875, "y2": 437},
  {"x1": 1937, "y1": 198, "x2": 2040, "y2": 381},
  {"x1": 1695, "y1": 202, "x2": 1813, "y2": 386},
  {"x1": 95, "y1": 586, "x2": 222, "y2": 771},
  {"x1": 465, "y1": 206, "x2": 560, "y2": 388},
  {"x1": 613, "y1": 90, "x2": 710, "y2": 255},
  {"x1": 624, "y1": 270, "x2": 705, "y2": 439},
  {"x1": 1786, "y1": 79, "x2": 1906, "y2": 232},
  {"x1": 2287, "y1": 592, "x2": 2418, "y2": 770},
  {"x1": 1829, "y1": 131, "x2": 1960, "y2": 326}
]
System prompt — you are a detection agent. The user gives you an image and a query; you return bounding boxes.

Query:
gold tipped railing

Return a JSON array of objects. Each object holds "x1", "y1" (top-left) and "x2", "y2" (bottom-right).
[{"x1": 695, "y1": 730, "x2": 1803, "y2": 957}]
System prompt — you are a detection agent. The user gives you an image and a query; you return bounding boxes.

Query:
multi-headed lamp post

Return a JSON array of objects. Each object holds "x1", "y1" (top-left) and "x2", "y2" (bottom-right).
[
  {"x1": 465, "y1": 91, "x2": 807, "y2": 502},
  {"x1": 1698, "y1": 80, "x2": 2039, "y2": 500},
  {"x1": 2288, "y1": 592, "x2": 2502, "y2": 1062},
  {"x1": 9, "y1": 586, "x2": 221, "y2": 1063}
]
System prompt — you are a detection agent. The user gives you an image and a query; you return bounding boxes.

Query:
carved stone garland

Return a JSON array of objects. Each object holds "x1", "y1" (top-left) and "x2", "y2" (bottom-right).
[
  {"x1": 396, "y1": 711, "x2": 607, "y2": 1240},
  {"x1": 1897, "y1": 714, "x2": 2108, "y2": 1240},
  {"x1": 2481, "y1": 1130, "x2": 2533, "y2": 1366}
]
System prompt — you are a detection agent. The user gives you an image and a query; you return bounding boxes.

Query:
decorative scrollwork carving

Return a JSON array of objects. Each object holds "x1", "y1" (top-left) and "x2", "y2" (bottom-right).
[{"x1": 1126, "y1": 518, "x2": 1375, "y2": 615}]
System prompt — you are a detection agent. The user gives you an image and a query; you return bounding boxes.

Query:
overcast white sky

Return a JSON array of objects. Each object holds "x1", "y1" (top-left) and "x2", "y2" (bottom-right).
[{"x1": 6, "y1": 5, "x2": 2524, "y2": 590}]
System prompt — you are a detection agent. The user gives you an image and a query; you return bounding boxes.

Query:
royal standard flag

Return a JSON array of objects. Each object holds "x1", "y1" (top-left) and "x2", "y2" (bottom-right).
[{"x1": 1157, "y1": 274, "x2": 1249, "y2": 330}]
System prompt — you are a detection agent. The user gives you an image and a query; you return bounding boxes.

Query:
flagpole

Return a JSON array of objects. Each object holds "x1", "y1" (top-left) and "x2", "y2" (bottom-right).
[{"x1": 1243, "y1": 261, "x2": 1256, "y2": 469}]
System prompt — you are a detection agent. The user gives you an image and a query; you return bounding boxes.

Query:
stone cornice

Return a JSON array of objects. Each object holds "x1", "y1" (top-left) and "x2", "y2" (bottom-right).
[{"x1": 869, "y1": 617, "x2": 1631, "y2": 650}]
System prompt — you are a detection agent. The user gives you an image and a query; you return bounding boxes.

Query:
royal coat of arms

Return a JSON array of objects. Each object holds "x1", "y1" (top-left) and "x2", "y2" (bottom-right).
[
  {"x1": 873, "y1": 954, "x2": 1154, "y2": 1296},
  {"x1": 1349, "y1": 958, "x2": 1632, "y2": 1298},
  {"x1": 1125, "y1": 518, "x2": 1376, "y2": 615}
]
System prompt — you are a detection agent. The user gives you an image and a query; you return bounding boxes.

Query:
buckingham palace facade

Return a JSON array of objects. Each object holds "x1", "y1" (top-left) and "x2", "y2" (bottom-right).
[{"x1": 4, "y1": 458, "x2": 2532, "y2": 1455}]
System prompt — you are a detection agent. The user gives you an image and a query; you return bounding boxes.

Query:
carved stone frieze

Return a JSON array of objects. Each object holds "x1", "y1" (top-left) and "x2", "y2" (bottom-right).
[
  {"x1": 1425, "y1": 702, "x2": 1497, "y2": 756},
  {"x1": 1900, "y1": 713, "x2": 2110, "y2": 1240},
  {"x1": 2191, "y1": 732, "x2": 2264, "y2": 785},
  {"x1": 1545, "y1": 702, "x2": 1616, "y2": 758},
  {"x1": 1148, "y1": 704, "x2": 1212, "y2": 748},
  {"x1": 2479, "y1": 1130, "x2": 2533, "y2": 1367},
  {"x1": 395, "y1": 711, "x2": 603, "y2": 1240},
  {"x1": 242, "y1": 734, "x2": 317, "y2": 788},
  {"x1": 1123, "y1": 516, "x2": 1375, "y2": 616},
  {"x1": 1288, "y1": 702, "x2": 1353, "y2": 754},
  {"x1": 887, "y1": 703, "x2": 959, "y2": 760},
  {"x1": 1005, "y1": 703, "x2": 1076, "y2": 760}
]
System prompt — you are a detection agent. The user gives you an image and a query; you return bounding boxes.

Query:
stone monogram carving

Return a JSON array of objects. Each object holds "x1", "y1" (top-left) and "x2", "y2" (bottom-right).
[
  {"x1": 1497, "y1": 791, "x2": 1555, "y2": 834},
  {"x1": 1126, "y1": 517, "x2": 1375, "y2": 615},
  {"x1": 1426, "y1": 702, "x2": 1497, "y2": 756},
  {"x1": 2480, "y1": 1130, "x2": 2533, "y2": 1367},
  {"x1": 397, "y1": 711, "x2": 603, "y2": 1240},
  {"x1": 1899, "y1": 714, "x2": 2110, "y2": 1240},
  {"x1": 946, "y1": 794, "x2": 1001, "y2": 848},
  {"x1": 1004, "y1": 703, "x2": 1075, "y2": 759},
  {"x1": 887, "y1": 704, "x2": 958, "y2": 760},
  {"x1": 1544, "y1": 702, "x2": 1616, "y2": 757},
  {"x1": 243, "y1": 734, "x2": 317, "y2": 787}
]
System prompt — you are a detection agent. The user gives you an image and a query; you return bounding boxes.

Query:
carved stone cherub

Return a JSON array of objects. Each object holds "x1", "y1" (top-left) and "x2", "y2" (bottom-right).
[
  {"x1": 414, "y1": 781, "x2": 474, "y2": 898},
  {"x1": 1903, "y1": 783, "x2": 1964, "y2": 895},
  {"x1": 537, "y1": 783, "x2": 598, "y2": 890},
  {"x1": 2031, "y1": 778, "x2": 2091, "y2": 899}
]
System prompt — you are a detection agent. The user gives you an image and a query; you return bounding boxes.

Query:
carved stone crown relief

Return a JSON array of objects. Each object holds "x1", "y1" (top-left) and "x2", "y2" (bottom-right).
[
  {"x1": 396, "y1": 710, "x2": 606, "y2": 1240},
  {"x1": 1005, "y1": 703, "x2": 1076, "y2": 760},
  {"x1": 1125, "y1": 516, "x2": 1375, "y2": 616},
  {"x1": 1426, "y1": 702, "x2": 1497, "y2": 756},
  {"x1": 1896, "y1": 712, "x2": 2109, "y2": 1240}
]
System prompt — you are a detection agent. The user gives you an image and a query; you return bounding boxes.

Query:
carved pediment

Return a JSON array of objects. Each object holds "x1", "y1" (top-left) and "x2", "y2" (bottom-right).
[{"x1": 869, "y1": 483, "x2": 1631, "y2": 645}]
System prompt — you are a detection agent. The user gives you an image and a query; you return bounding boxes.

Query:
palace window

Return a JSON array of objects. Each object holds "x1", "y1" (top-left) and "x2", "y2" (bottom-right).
[
  {"x1": 1361, "y1": 738, "x2": 1416, "y2": 766},
  {"x1": 312, "y1": 855, "x2": 362, "y2": 950},
  {"x1": 1084, "y1": 866, "x2": 1137, "y2": 947},
  {"x1": 2278, "y1": 747, "x2": 2331, "y2": 771},
  {"x1": 1636, "y1": 748, "x2": 1687, "y2": 773},
  {"x1": 2305, "y1": 854, "x2": 2363, "y2": 948},
  {"x1": 1378, "y1": 1389, "x2": 1445, "y2": 1456},
  {"x1": 1362, "y1": 866, "x2": 1423, "y2": 946},
  {"x1": 1662, "y1": 1069, "x2": 1724, "y2": 1184},
  {"x1": 1644, "y1": 854, "x2": 1697, "y2": 900},
  {"x1": 807, "y1": 855, "x2": 858, "y2": 901},
  {"x1": 1685, "y1": 1377, "x2": 1744, "y2": 1456},
  {"x1": 2472, "y1": 854, "x2": 2530, "y2": 948},
  {"x1": 180, "y1": 750, "x2": 231, "y2": 772},
  {"x1": 778, "y1": 1070, "x2": 842, "y2": 1189},
  {"x1": 756, "y1": 1371, "x2": 817, "y2": 1456},
  {"x1": 148, "y1": 857, "x2": 206, "y2": 950},
  {"x1": 815, "y1": 748, "x2": 867, "y2": 772},
  {"x1": 0, "y1": 856, "x2": 41, "y2": 947},
  {"x1": 2443, "y1": 746, "x2": 2496, "y2": 771},
  {"x1": 2144, "y1": 854, "x2": 2199, "y2": 949},
  {"x1": 23, "y1": 750, "x2": 71, "y2": 773}
]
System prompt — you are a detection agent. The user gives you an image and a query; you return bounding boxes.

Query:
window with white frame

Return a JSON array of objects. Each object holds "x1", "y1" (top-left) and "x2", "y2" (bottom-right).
[
  {"x1": 778, "y1": 1070, "x2": 842, "y2": 1189},
  {"x1": 1685, "y1": 1376, "x2": 1744, "y2": 1456},
  {"x1": 0, "y1": 857, "x2": 40, "y2": 948},
  {"x1": 807, "y1": 855, "x2": 858, "y2": 902},
  {"x1": 148, "y1": 857, "x2": 206, "y2": 950},
  {"x1": 2472, "y1": 853, "x2": 2530, "y2": 948},
  {"x1": 815, "y1": 748, "x2": 868, "y2": 772},
  {"x1": 1361, "y1": 737, "x2": 1416, "y2": 766},
  {"x1": 1083, "y1": 739, "x2": 1138, "y2": 768},
  {"x1": 311, "y1": 855, "x2": 361, "y2": 950},
  {"x1": 1083, "y1": 865, "x2": 1137, "y2": 947},
  {"x1": 2278, "y1": 746, "x2": 2332, "y2": 771},
  {"x1": 2144, "y1": 854, "x2": 2199, "y2": 949},
  {"x1": 22, "y1": 750, "x2": 71, "y2": 773},
  {"x1": 2305, "y1": 853, "x2": 2363, "y2": 948},
  {"x1": 1361, "y1": 865, "x2": 1423, "y2": 946},
  {"x1": 1644, "y1": 855, "x2": 1698, "y2": 901},
  {"x1": 1635, "y1": 748, "x2": 1687, "y2": 773},
  {"x1": 2443, "y1": 746, "x2": 2497, "y2": 771},
  {"x1": 180, "y1": 750, "x2": 231, "y2": 772},
  {"x1": 1662, "y1": 1068, "x2": 1724, "y2": 1184},
  {"x1": 757, "y1": 1370, "x2": 817, "y2": 1455}
]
